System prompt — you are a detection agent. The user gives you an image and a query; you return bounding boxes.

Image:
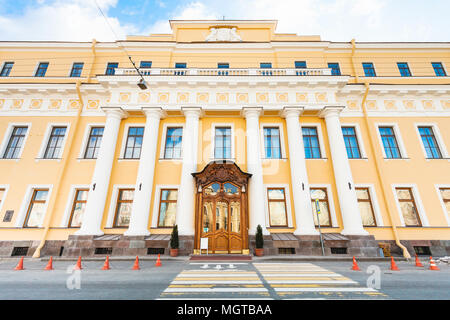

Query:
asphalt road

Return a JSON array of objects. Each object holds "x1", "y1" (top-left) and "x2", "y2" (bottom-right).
[{"x1": 0, "y1": 257, "x2": 448, "y2": 300}]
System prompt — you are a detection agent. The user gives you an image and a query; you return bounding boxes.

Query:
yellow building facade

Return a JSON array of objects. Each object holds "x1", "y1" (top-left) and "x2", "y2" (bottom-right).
[{"x1": 0, "y1": 20, "x2": 449, "y2": 258}]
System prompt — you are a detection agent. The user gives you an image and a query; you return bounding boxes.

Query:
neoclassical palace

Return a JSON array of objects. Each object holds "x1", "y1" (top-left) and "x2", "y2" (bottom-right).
[{"x1": 0, "y1": 20, "x2": 449, "y2": 258}]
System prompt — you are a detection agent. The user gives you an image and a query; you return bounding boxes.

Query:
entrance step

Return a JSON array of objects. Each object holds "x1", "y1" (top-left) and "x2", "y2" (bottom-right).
[{"x1": 189, "y1": 254, "x2": 252, "y2": 261}]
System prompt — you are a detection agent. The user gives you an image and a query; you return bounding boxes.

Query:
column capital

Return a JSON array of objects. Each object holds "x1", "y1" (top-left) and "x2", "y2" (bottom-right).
[
  {"x1": 242, "y1": 107, "x2": 263, "y2": 118},
  {"x1": 101, "y1": 107, "x2": 128, "y2": 120},
  {"x1": 182, "y1": 106, "x2": 202, "y2": 118},
  {"x1": 142, "y1": 107, "x2": 166, "y2": 119},
  {"x1": 318, "y1": 106, "x2": 345, "y2": 118},
  {"x1": 281, "y1": 106, "x2": 304, "y2": 118}
]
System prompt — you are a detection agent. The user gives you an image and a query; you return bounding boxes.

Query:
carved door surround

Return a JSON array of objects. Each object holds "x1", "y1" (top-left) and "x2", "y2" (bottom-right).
[{"x1": 192, "y1": 161, "x2": 251, "y2": 254}]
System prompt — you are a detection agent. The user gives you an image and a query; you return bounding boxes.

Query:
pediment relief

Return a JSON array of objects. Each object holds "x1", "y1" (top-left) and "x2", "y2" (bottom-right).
[
  {"x1": 205, "y1": 27, "x2": 242, "y2": 42},
  {"x1": 192, "y1": 161, "x2": 251, "y2": 187}
]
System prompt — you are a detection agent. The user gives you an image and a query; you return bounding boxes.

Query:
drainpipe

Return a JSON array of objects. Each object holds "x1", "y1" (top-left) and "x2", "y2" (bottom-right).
[
  {"x1": 32, "y1": 80, "x2": 85, "y2": 258},
  {"x1": 350, "y1": 39, "x2": 359, "y2": 83},
  {"x1": 360, "y1": 82, "x2": 411, "y2": 259},
  {"x1": 87, "y1": 39, "x2": 97, "y2": 83}
]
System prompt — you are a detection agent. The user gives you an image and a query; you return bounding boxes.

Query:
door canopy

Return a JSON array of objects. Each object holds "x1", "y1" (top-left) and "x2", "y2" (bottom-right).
[{"x1": 192, "y1": 160, "x2": 252, "y2": 189}]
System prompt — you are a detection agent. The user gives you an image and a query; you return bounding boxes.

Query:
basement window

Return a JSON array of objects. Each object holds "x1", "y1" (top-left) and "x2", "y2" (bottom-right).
[
  {"x1": 95, "y1": 247, "x2": 112, "y2": 255},
  {"x1": 414, "y1": 246, "x2": 431, "y2": 256},
  {"x1": 278, "y1": 248, "x2": 296, "y2": 254},
  {"x1": 147, "y1": 248, "x2": 165, "y2": 255},
  {"x1": 331, "y1": 247, "x2": 348, "y2": 254},
  {"x1": 11, "y1": 247, "x2": 29, "y2": 256},
  {"x1": 59, "y1": 246, "x2": 64, "y2": 256}
]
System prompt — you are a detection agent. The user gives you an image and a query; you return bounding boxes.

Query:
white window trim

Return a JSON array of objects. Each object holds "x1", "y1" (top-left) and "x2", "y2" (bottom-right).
[
  {"x1": 375, "y1": 122, "x2": 408, "y2": 159},
  {"x1": 34, "y1": 61, "x2": 49, "y2": 77},
  {"x1": 301, "y1": 123, "x2": 327, "y2": 160},
  {"x1": 151, "y1": 184, "x2": 180, "y2": 228},
  {"x1": 37, "y1": 122, "x2": 70, "y2": 161},
  {"x1": 16, "y1": 184, "x2": 53, "y2": 228},
  {"x1": 341, "y1": 123, "x2": 367, "y2": 159},
  {"x1": 392, "y1": 184, "x2": 429, "y2": 227},
  {"x1": 354, "y1": 184, "x2": 384, "y2": 227},
  {"x1": 118, "y1": 123, "x2": 144, "y2": 161},
  {"x1": 105, "y1": 184, "x2": 135, "y2": 228},
  {"x1": 61, "y1": 184, "x2": 90, "y2": 227},
  {"x1": 68, "y1": 62, "x2": 84, "y2": 78},
  {"x1": 159, "y1": 123, "x2": 185, "y2": 161},
  {"x1": 210, "y1": 122, "x2": 235, "y2": 161},
  {"x1": 414, "y1": 123, "x2": 449, "y2": 159},
  {"x1": 264, "y1": 184, "x2": 294, "y2": 228},
  {"x1": 0, "y1": 184, "x2": 10, "y2": 217},
  {"x1": 309, "y1": 184, "x2": 338, "y2": 227},
  {"x1": 78, "y1": 123, "x2": 105, "y2": 160},
  {"x1": 0, "y1": 122, "x2": 32, "y2": 160},
  {"x1": 435, "y1": 184, "x2": 450, "y2": 226},
  {"x1": 260, "y1": 122, "x2": 287, "y2": 159}
]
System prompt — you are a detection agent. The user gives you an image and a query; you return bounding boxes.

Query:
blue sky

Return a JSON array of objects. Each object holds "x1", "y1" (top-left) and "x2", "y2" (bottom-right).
[{"x1": 0, "y1": 0, "x2": 449, "y2": 42}]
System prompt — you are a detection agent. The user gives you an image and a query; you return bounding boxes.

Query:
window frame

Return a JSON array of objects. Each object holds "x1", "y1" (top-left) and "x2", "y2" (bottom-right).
[
  {"x1": 0, "y1": 185, "x2": 9, "y2": 220},
  {"x1": 262, "y1": 126, "x2": 283, "y2": 159},
  {"x1": 83, "y1": 126, "x2": 104, "y2": 159},
  {"x1": 23, "y1": 188, "x2": 50, "y2": 228},
  {"x1": 310, "y1": 187, "x2": 333, "y2": 228},
  {"x1": 302, "y1": 126, "x2": 323, "y2": 159},
  {"x1": 392, "y1": 184, "x2": 428, "y2": 227},
  {"x1": 260, "y1": 62, "x2": 272, "y2": 68},
  {"x1": 355, "y1": 187, "x2": 377, "y2": 227},
  {"x1": 0, "y1": 62, "x2": 14, "y2": 77},
  {"x1": 327, "y1": 62, "x2": 341, "y2": 76},
  {"x1": 157, "y1": 188, "x2": 178, "y2": 228},
  {"x1": 362, "y1": 62, "x2": 376, "y2": 77},
  {"x1": 35, "y1": 62, "x2": 49, "y2": 77},
  {"x1": 376, "y1": 123, "x2": 408, "y2": 159},
  {"x1": 217, "y1": 63, "x2": 229, "y2": 69},
  {"x1": 175, "y1": 62, "x2": 187, "y2": 68},
  {"x1": 139, "y1": 61, "x2": 152, "y2": 68},
  {"x1": 295, "y1": 61, "x2": 307, "y2": 69},
  {"x1": 341, "y1": 126, "x2": 362, "y2": 159},
  {"x1": 43, "y1": 126, "x2": 68, "y2": 159},
  {"x1": 397, "y1": 62, "x2": 412, "y2": 77},
  {"x1": 67, "y1": 188, "x2": 89, "y2": 228},
  {"x1": 211, "y1": 123, "x2": 234, "y2": 161},
  {"x1": 69, "y1": 62, "x2": 84, "y2": 77},
  {"x1": 163, "y1": 126, "x2": 183, "y2": 159},
  {"x1": 2, "y1": 126, "x2": 28, "y2": 159},
  {"x1": 112, "y1": 188, "x2": 135, "y2": 228},
  {"x1": 431, "y1": 62, "x2": 446, "y2": 76},
  {"x1": 394, "y1": 187, "x2": 422, "y2": 227},
  {"x1": 0, "y1": 123, "x2": 31, "y2": 160},
  {"x1": 105, "y1": 62, "x2": 118, "y2": 75},
  {"x1": 435, "y1": 184, "x2": 450, "y2": 226},
  {"x1": 415, "y1": 123, "x2": 448, "y2": 159},
  {"x1": 267, "y1": 187, "x2": 289, "y2": 227},
  {"x1": 123, "y1": 126, "x2": 145, "y2": 159}
]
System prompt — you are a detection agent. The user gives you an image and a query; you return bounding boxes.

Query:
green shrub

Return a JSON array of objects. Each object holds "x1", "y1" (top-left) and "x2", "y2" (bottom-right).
[
  {"x1": 170, "y1": 225, "x2": 179, "y2": 249},
  {"x1": 255, "y1": 224, "x2": 264, "y2": 249}
]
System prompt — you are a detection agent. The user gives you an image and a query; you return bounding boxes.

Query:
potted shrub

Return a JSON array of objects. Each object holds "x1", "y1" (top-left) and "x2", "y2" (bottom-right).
[
  {"x1": 170, "y1": 225, "x2": 179, "y2": 257},
  {"x1": 254, "y1": 224, "x2": 264, "y2": 256}
]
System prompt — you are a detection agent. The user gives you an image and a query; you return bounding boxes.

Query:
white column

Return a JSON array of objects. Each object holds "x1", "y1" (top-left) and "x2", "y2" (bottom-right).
[
  {"x1": 243, "y1": 107, "x2": 269, "y2": 235},
  {"x1": 124, "y1": 108, "x2": 164, "y2": 236},
  {"x1": 176, "y1": 107, "x2": 202, "y2": 236},
  {"x1": 282, "y1": 107, "x2": 319, "y2": 235},
  {"x1": 320, "y1": 107, "x2": 368, "y2": 235},
  {"x1": 76, "y1": 107, "x2": 126, "y2": 236}
]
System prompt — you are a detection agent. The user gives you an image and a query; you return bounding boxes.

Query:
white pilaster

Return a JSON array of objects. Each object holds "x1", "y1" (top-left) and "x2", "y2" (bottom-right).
[
  {"x1": 282, "y1": 107, "x2": 319, "y2": 235},
  {"x1": 124, "y1": 108, "x2": 164, "y2": 236},
  {"x1": 243, "y1": 107, "x2": 269, "y2": 235},
  {"x1": 76, "y1": 107, "x2": 126, "y2": 236},
  {"x1": 320, "y1": 107, "x2": 368, "y2": 235},
  {"x1": 176, "y1": 107, "x2": 202, "y2": 236}
]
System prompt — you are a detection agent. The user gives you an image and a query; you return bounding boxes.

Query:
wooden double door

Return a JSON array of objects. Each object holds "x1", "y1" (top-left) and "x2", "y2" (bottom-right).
[{"x1": 193, "y1": 162, "x2": 251, "y2": 254}]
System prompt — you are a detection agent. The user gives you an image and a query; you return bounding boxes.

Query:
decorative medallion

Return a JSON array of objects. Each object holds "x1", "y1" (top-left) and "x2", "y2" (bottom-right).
[
  {"x1": 296, "y1": 93, "x2": 308, "y2": 102},
  {"x1": 347, "y1": 100, "x2": 359, "y2": 110},
  {"x1": 236, "y1": 93, "x2": 248, "y2": 103},
  {"x1": 138, "y1": 92, "x2": 150, "y2": 103},
  {"x1": 12, "y1": 99, "x2": 23, "y2": 109},
  {"x1": 384, "y1": 100, "x2": 397, "y2": 110},
  {"x1": 366, "y1": 100, "x2": 377, "y2": 110},
  {"x1": 197, "y1": 93, "x2": 209, "y2": 103},
  {"x1": 441, "y1": 100, "x2": 450, "y2": 110},
  {"x1": 177, "y1": 92, "x2": 189, "y2": 104},
  {"x1": 158, "y1": 92, "x2": 169, "y2": 103},
  {"x1": 49, "y1": 99, "x2": 61, "y2": 109},
  {"x1": 403, "y1": 100, "x2": 415, "y2": 110},
  {"x1": 423, "y1": 100, "x2": 434, "y2": 110},
  {"x1": 256, "y1": 93, "x2": 268, "y2": 103},
  {"x1": 87, "y1": 100, "x2": 99, "y2": 109},
  {"x1": 276, "y1": 93, "x2": 288, "y2": 103},
  {"x1": 315, "y1": 92, "x2": 327, "y2": 103},
  {"x1": 119, "y1": 92, "x2": 131, "y2": 103},
  {"x1": 216, "y1": 93, "x2": 229, "y2": 104},
  {"x1": 69, "y1": 99, "x2": 81, "y2": 109},
  {"x1": 0, "y1": 99, "x2": 4, "y2": 108},
  {"x1": 30, "y1": 99, "x2": 42, "y2": 109}
]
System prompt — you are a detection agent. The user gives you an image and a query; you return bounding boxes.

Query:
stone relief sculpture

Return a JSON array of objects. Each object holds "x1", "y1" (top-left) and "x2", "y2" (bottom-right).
[{"x1": 205, "y1": 27, "x2": 242, "y2": 42}]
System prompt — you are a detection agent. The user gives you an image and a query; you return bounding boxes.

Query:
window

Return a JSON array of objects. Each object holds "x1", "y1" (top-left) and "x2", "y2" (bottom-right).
[
  {"x1": 342, "y1": 127, "x2": 361, "y2": 159},
  {"x1": 84, "y1": 127, "x2": 104, "y2": 159},
  {"x1": 218, "y1": 63, "x2": 229, "y2": 68},
  {"x1": 418, "y1": 126, "x2": 442, "y2": 159},
  {"x1": 70, "y1": 62, "x2": 84, "y2": 77},
  {"x1": 356, "y1": 188, "x2": 376, "y2": 226},
  {"x1": 379, "y1": 127, "x2": 401, "y2": 159},
  {"x1": 175, "y1": 62, "x2": 186, "y2": 68},
  {"x1": 328, "y1": 63, "x2": 341, "y2": 76},
  {"x1": 295, "y1": 61, "x2": 307, "y2": 69},
  {"x1": 68, "y1": 189, "x2": 88, "y2": 227},
  {"x1": 260, "y1": 62, "x2": 272, "y2": 68},
  {"x1": 140, "y1": 61, "x2": 152, "y2": 68},
  {"x1": 2, "y1": 126, "x2": 28, "y2": 159},
  {"x1": 263, "y1": 127, "x2": 282, "y2": 159},
  {"x1": 267, "y1": 188, "x2": 288, "y2": 227},
  {"x1": 105, "y1": 62, "x2": 118, "y2": 75},
  {"x1": 302, "y1": 127, "x2": 321, "y2": 159},
  {"x1": 124, "y1": 127, "x2": 144, "y2": 159},
  {"x1": 397, "y1": 62, "x2": 412, "y2": 77},
  {"x1": 113, "y1": 189, "x2": 134, "y2": 227},
  {"x1": 310, "y1": 188, "x2": 331, "y2": 227},
  {"x1": 0, "y1": 62, "x2": 14, "y2": 77},
  {"x1": 43, "y1": 127, "x2": 67, "y2": 159},
  {"x1": 0, "y1": 188, "x2": 5, "y2": 207},
  {"x1": 214, "y1": 127, "x2": 231, "y2": 159},
  {"x1": 158, "y1": 189, "x2": 178, "y2": 227},
  {"x1": 432, "y1": 62, "x2": 446, "y2": 76},
  {"x1": 439, "y1": 188, "x2": 450, "y2": 218},
  {"x1": 362, "y1": 63, "x2": 376, "y2": 77},
  {"x1": 24, "y1": 189, "x2": 49, "y2": 227},
  {"x1": 35, "y1": 62, "x2": 49, "y2": 77},
  {"x1": 395, "y1": 188, "x2": 421, "y2": 226},
  {"x1": 164, "y1": 127, "x2": 182, "y2": 159}
]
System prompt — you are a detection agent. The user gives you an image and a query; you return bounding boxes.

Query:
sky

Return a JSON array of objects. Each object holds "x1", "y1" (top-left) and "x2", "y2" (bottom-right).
[{"x1": 0, "y1": 0, "x2": 449, "y2": 42}]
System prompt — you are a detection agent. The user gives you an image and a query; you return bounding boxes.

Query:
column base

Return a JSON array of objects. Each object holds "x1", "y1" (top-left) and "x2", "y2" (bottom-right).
[
  {"x1": 74, "y1": 229, "x2": 104, "y2": 236},
  {"x1": 123, "y1": 229, "x2": 150, "y2": 237},
  {"x1": 340, "y1": 229, "x2": 369, "y2": 236}
]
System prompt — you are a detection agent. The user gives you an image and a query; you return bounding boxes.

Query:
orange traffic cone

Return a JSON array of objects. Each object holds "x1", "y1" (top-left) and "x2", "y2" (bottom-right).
[
  {"x1": 415, "y1": 254, "x2": 424, "y2": 267},
  {"x1": 351, "y1": 256, "x2": 360, "y2": 271},
  {"x1": 390, "y1": 256, "x2": 399, "y2": 271},
  {"x1": 14, "y1": 257, "x2": 24, "y2": 270},
  {"x1": 44, "y1": 256, "x2": 54, "y2": 270},
  {"x1": 429, "y1": 256, "x2": 440, "y2": 271},
  {"x1": 101, "y1": 256, "x2": 110, "y2": 270},
  {"x1": 73, "y1": 256, "x2": 82, "y2": 270},
  {"x1": 155, "y1": 254, "x2": 162, "y2": 267},
  {"x1": 132, "y1": 256, "x2": 140, "y2": 270}
]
